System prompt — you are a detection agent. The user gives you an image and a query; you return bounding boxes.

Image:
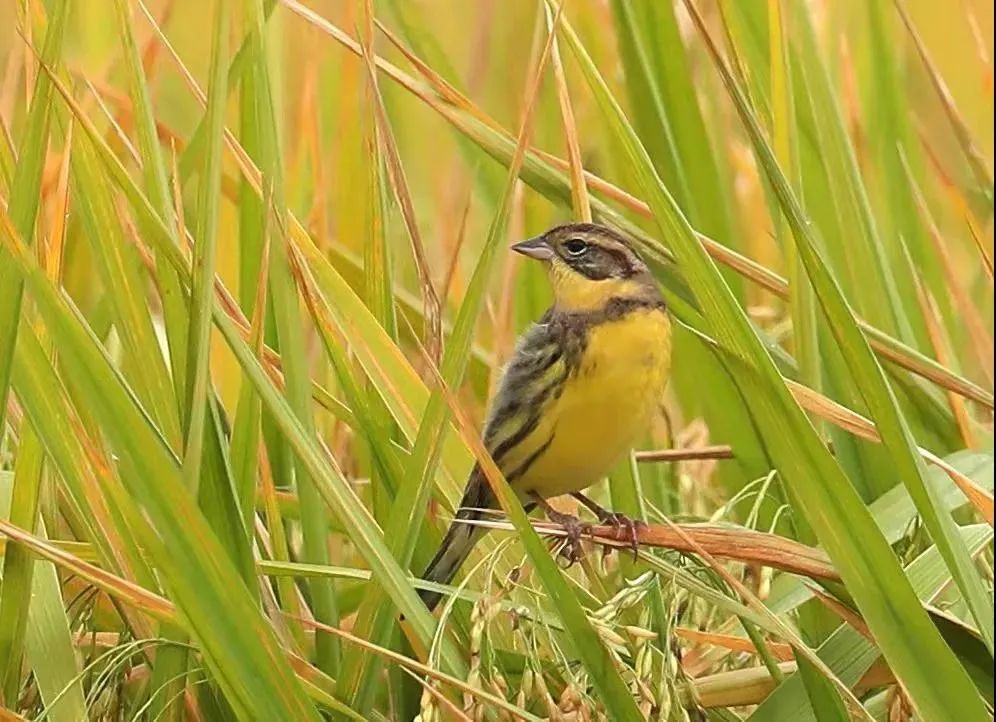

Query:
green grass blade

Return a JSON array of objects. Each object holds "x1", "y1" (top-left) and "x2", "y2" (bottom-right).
[
  {"x1": 283, "y1": 4, "x2": 993, "y2": 412},
  {"x1": 608, "y1": 0, "x2": 693, "y2": 215},
  {"x1": 860, "y1": 1, "x2": 933, "y2": 344},
  {"x1": 209, "y1": 290, "x2": 466, "y2": 673},
  {"x1": 230, "y1": 241, "x2": 270, "y2": 533},
  {"x1": 66, "y1": 132, "x2": 181, "y2": 445},
  {"x1": 691, "y1": 0, "x2": 995, "y2": 655},
  {"x1": 0, "y1": 428, "x2": 46, "y2": 703},
  {"x1": 242, "y1": 0, "x2": 341, "y2": 674},
  {"x1": 111, "y1": 0, "x2": 189, "y2": 389},
  {"x1": 0, "y1": 0, "x2": 67, "y2": 432},
  {"x1": 610, "y1": 0, "x2": 740, "y2": 269},
  {"x1": 181, "y1": 0, "x2": 226, "y2": 500},
  {"x1": 175, "y1": 0, "x2": 279, "y2": 182},
  {"x1": 0, "y1": 220, "x2": 322, "y2": 721},
  {"x1": 0, "y1": 472, "x2": 87, "y2": 722},
  {"x1": 334, "y1": 6, "x2": 411, "y2": 707},
  {"x1": 11, "y1": 324, "x2": 160, "y2": 602},
  {"x1": 432, "y1": 373, "x2": 647, "y2": 720},
  {"x1": 0, "y1": 3, "x2": 70, "y2": 703},
  {"x1": 751, "y1": 523, "x2": 994, "y2": 721},
  {"x1": 342, "y1": 11, "x2": 560, "y2": 708},
  {"x1": 557, "y1": 6, "x2": 991, "y2": 717}
]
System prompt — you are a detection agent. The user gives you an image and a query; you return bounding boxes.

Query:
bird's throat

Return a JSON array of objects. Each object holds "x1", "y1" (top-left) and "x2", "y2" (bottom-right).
[{"x1": 549, "y1": 262, "x2": 653, "y2": 312}]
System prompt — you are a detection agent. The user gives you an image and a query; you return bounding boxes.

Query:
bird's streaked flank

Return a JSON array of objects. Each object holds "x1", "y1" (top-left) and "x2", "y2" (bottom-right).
[{"x1": 418, "y1": 223, "x2": 672, "y2": 610}]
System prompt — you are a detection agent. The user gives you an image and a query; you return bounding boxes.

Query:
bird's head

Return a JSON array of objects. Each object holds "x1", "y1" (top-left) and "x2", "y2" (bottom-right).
[{"x1": 512, "y1": 223, "x2": 658, "y2": 311}]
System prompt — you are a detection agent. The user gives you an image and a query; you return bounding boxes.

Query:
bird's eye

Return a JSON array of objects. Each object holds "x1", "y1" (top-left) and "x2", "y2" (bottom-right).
[{"x1": 564, "y1": 238, "x2": 588, "y2": 256}]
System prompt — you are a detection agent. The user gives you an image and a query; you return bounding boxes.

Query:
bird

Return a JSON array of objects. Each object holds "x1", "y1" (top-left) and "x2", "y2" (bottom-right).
[{"x1": 418, "y1": 222, "x2": 671, "y2": 610}]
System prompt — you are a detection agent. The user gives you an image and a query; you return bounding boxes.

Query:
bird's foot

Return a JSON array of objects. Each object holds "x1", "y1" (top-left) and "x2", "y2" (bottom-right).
[
  {"x1": 570, "y1": 492, "x2": 645, "y2": 560},
  {"x1": 530, "y1": 493, "x2": 590, "y2": 566},
  {"x1": 596, "y1": 510, "x2": 645, "y2": 560},
  {"x1": 546, "y1": 507, "x2": 592, "y2": 566}
]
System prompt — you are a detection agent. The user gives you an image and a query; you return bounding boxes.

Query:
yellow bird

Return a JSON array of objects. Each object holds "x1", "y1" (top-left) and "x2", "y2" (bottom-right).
[{"x1": 419, "y1": 223, "x2": 671, "y2": 609}]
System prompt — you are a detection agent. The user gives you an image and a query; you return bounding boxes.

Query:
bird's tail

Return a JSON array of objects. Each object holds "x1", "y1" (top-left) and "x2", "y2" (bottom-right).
[
  {"x1": 417, "y1": 513, "x2": 487, "y2": 610},
  {"x1": 418, "y1": 467, "x2": 492, "y2": 611}
]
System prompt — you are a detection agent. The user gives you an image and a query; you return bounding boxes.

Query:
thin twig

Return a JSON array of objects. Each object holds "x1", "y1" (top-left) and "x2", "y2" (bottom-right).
[
  {"x1": 635, "y1": 445, "x2": 734, "y2": 463},
  {"x1": 463, "y1": 517, "x2": 840, "y2": 582}
]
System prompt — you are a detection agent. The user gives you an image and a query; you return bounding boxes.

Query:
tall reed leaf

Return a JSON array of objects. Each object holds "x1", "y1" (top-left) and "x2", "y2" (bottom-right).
[{"x1": 556, "y1": 8, "x2": 990, "y2": 719}]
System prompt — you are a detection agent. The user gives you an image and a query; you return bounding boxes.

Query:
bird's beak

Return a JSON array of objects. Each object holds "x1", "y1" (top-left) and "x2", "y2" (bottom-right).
[{"x1": 511, "y1": 236, "x2": 554, "y2": 261}]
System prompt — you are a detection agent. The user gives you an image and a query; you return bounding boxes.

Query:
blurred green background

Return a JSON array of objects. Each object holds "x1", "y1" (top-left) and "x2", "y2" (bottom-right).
[{"x1": 0, "y1": 0, "x2": 992, "y2": 720}]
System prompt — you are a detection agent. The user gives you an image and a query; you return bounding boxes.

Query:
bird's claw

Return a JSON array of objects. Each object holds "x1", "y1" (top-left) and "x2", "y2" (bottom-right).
[
  {"x1": 546, "y1": 511, "x2": 591, "y2": 567},
  {"x1": 597, "y1": 511, "x2": 645, "y2": 560}
]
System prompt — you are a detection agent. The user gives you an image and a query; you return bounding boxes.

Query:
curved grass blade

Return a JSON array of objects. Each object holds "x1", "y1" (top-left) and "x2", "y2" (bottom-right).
[
  {"x1": 0, "y1": 518, "x2": 366, "y2": 720},
  {"x1": 420, "y1": 358, "x2": 647, "y2": 721},
  {"x1": 242, "y1": 0, "x2": 341, "y2": 674},
  {"x1": 0, "y1": 0, "x2": 67, "y2": 436},
  {"x1": 750, "y1": 524, "x2": 993, "y2": 721},
  {"x1": 0, "y1": 216, "x2": 322, "y2": 721},
  {"x1": 0, "y1": 474, "x2": 87, "y2": 722},
  {"x1": 0, "y1": 432, "x2": 46, "y2": 705},
  {"x1": 279, "y1": 0, "x2": 993, "y2": 413},
  {"x1": 0, "y1": 2, "x2": 70, "y2": 703},
  {"x1": 111, "y1": 0, "x2": 189, "y2": 390},
  {"x1": 342, "y1": 7, "x2": 570, "y2": 710},
  {"x1": 686, "y1": 0, "x2": 994, "y2": 655},
  {"x1": 894, "y1": 0, "x2": 993, "y2": 204},
  {"x1": 557, "y1": 5, "x2": 991, "y2": 718},
  {"x1": 276, "y1": 0, "x2": 993, "y2": 414}
]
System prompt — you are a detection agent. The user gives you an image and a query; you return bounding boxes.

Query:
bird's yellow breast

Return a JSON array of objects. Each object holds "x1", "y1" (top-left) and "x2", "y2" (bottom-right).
[{"x1": 513, "y1": 307, "x2": 670, "y2": 498}]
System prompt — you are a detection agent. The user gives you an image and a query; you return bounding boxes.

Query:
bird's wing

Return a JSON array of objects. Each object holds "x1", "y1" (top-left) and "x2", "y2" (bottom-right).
[
  {"x1": 448, "y1": 313, "x2": 573, "y2": 521},
  {"x1": 481, "y1": 315, "x2": 572, "y2": 481},
  {"x1": 419, "y1": 314, "x2": 573, "y2": 608}
]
